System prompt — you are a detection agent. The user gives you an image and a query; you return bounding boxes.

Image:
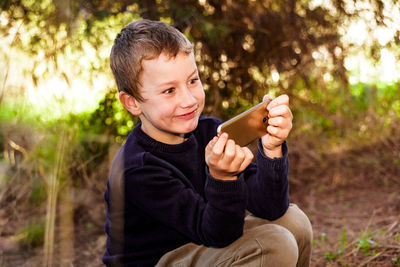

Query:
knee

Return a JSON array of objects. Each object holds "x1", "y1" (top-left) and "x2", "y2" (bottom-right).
[
  {"x1": 257, "y1": 225, "x2": 299, "y2": 266},
  {"x1": 272, "y1": 225, "x2": 299, "y2": 256},
  {"x1": 287, "y1": 204, "x2": 313, "y2": 245}
]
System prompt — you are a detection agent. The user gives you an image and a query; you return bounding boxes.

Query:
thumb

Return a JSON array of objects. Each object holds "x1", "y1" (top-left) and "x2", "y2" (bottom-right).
[{"x1": 263, "y1": 94, "x2": 273, "y2": 102}]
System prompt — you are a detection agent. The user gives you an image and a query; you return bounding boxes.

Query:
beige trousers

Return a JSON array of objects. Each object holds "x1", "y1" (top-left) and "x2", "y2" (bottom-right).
[{"x1": 156, "y1": 204, "x2": 312, "y2": 267}]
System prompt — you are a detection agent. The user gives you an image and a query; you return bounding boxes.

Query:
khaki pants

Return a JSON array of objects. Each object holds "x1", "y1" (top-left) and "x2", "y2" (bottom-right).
[{"x1": 156, "y1": 204, "x2": 312, "y2": 267}]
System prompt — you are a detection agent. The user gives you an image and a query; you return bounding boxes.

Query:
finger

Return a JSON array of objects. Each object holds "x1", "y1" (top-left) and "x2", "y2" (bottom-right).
[
  {"x1": 267, "y1": 125, "x2": 280, "y2": 137},
  {"x1": 222, "y1": 139, "x2": 236, "y2": 162},
  {"x1": 205, "y1": 136, "x2": 218, "y2": 155},
  {"x1": 267, "y1": 125, "x2": 290, "y2": 140},
  {"x1": 267, "y1": 94, "x2": 289, "y2": 111},
  {"x1": 243, "y1": 146, "x2": 254, "y2": 161},
  {"x1": 212, "y1": 133, "x2": 228, "y2": 156},
  {"x1": 268, "y1": 105, "x2": 293, "y2": 119},
  {"x1": 268, "y1": 116, "x2": 293, "y2": 130},
  {"x1": 268, "y1": 116, "x2": 285, "y2": 127},
  {"x1": 235, "y1": 145, "x2": 245, "y2": 160},
  {"x1": 238, "y1": 147, "x2": 254, "y2": 172},
  {"x1": 230, "y1": 145, "x2": 245, "y2": 170}
]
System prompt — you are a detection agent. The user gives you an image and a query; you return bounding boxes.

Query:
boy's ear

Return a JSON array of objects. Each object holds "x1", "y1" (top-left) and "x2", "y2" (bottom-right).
[{"x1": 119, "y1": 91, "x2": 141, "y2": 116}]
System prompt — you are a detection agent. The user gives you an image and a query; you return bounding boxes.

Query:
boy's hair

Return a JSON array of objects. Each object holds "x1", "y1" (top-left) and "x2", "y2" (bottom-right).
[{"x1": 110, "y1": 19, "x2": 193, "y2": 101}]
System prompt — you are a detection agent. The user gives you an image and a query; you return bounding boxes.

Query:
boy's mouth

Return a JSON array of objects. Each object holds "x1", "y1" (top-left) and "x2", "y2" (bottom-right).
[{"x1": 176, "y1": 110, "x2": 197, "y2": 120}]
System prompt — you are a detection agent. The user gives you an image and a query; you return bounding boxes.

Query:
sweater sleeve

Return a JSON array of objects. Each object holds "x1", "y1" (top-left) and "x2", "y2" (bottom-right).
[
  {"x1": 124, "y1": 154, "x2": 248, "y2": 248},
  {"x1": 244, "y1": 140, "x2": 290, "y2": 220}
]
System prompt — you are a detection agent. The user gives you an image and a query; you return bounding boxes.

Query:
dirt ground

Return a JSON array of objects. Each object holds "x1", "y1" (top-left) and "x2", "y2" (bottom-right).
[
  {"x1": 289, "y1": 135, "x2": 400, "y2": 266},
  {"x1": 292, "y1": 186, "x2": 400, "y2": 266},
  {"x1": 0, "y1": 136, "x2": 399, "y2": 266}
]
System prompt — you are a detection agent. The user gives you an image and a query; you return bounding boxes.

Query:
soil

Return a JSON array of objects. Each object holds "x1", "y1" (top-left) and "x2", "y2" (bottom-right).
[
  {"x1": 289, "y1": 135, "x2": 400, "y2": 266},
  {"x1": 0, "y1": 136, "x2": 399, "y2": 267}
]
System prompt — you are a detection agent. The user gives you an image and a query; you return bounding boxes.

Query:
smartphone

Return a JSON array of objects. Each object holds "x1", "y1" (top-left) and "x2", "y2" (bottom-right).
[{"x1": 217, "y1": 99, "x2": 271, "y2": 146}]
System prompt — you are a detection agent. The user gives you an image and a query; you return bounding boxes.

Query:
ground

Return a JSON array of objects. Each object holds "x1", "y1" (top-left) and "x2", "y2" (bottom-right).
[
  {"x1": 0, "y1": 136, "x2": 399, "y2": 266},
  {"x1": 292, "y1": 186, "x2": 400, "y2": 266},
  {"x1": 289, "y1": 135, "x2": 400, "y2": 266}
]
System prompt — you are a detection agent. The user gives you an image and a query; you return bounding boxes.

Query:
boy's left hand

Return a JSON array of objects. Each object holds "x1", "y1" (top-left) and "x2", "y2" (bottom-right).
[{"x1": 261, "y1": 94, "x2": 293, "y2": 158}]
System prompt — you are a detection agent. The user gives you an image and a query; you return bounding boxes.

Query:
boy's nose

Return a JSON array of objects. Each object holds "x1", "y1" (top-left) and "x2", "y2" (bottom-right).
[{"x1": 181, "y1": 88, "x2": 197, "y2": 108}]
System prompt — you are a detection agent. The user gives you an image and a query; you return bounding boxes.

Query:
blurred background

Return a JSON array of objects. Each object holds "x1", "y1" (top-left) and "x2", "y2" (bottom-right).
[{"x1": 0, "y1": 0, "x2": 399, "y2": 266}]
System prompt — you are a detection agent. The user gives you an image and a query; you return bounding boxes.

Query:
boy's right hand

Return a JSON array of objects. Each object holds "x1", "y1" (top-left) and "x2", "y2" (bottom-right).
[{"x1": 205, "y1": 133, "x2": 254, "y2": 180}]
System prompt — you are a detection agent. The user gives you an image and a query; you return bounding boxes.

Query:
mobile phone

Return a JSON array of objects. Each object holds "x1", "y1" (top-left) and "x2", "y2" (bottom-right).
[{"x1": 217, "y1": 99, "x2": 271, "y2": 146}]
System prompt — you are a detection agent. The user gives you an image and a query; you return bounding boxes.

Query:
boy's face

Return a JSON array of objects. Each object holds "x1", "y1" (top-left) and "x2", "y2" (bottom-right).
[{"x1": 135, "y1": 52, "x2": 205, "y2": 144}]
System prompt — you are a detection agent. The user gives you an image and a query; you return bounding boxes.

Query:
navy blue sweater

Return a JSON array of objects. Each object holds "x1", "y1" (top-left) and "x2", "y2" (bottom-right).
[{"x1": 103, "y1": 117, "x2": 289, "y2": 266}]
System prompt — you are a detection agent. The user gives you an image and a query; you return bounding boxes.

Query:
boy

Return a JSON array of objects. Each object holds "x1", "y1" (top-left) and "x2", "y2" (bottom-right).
[{"x1": 103, "y1": 19, "x2": 312, "y2": 266}]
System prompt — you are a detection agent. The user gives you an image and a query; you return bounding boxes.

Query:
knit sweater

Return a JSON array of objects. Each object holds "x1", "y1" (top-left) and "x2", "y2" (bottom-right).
[{"x1": 103, "y1": 116, "x2": 290, "y2": 267}]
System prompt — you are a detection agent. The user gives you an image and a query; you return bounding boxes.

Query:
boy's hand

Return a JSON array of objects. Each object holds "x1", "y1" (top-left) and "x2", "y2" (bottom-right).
[
  {"x1": 261, "y1": 94, "x2": 293, "y2": 158},
  {"x1": 205, "y1": 133, "x2": 254, "y2": 180}
]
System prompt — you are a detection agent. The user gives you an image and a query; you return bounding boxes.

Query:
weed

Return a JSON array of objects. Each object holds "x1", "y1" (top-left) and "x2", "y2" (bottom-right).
[
  {"x1": 324, "y1": 251, "x2": 336, "y2": 261},
  {"x1": 356, "y1": 237, "x2": 376, "y2": 256},
  {"x1": 85, "y1": 222, "x2": 94, "y2": 230},
  {"x1": 29, "y1": 179, "x2": 46, "y2": 206},
  {"x1": 394, "y1": 233, "x2": 400, "y2": 241},
  {"x1": 18, "y1": 221, "x2": 45, "y2": 247},
  {"x1": 324, "y1": 249, "x2": 344, "y2": 262},
  {"x1": 320, "y1": 232, "x2": 328, "y2": 249},
  {"x1": 341, "y1": 227, "x2": 347, "y2": 246},
  {"x1": 321, "y1": 232, "x2": 328, "y2": 242},
  {"x1": 322, "y1": 229, "x2": 347, "y2": 263}
]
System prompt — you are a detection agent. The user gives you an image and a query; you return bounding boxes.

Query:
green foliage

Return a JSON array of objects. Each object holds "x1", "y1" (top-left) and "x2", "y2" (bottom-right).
[
  {"x1": 81, "y1": 91, "x2": 138, "y2": 140},
  {"x1": 341, "y1": 227, "x2": 347, "y2": 246},
  {"x1": 321, "y1": 228, "x2": 347, "y2": 262},
  {"x1": 3, "y1": 0, "x2": 399, "y2": 120},
  {"x1": 356, "y1": 237, "x2": 377, "y2": 256},
  {"x1": 289, "y1": 79, "x2": 400, "y2": 146},
  {"x1": 0, "y1": 100, "x2": 45, "y2": 127},
  {"x1": 29, "y1": 179, "x2": 46, "y2": 206},
  {"x1": 324, "y1": 251, "x2": 336, "y2": 261},
  {"x1": 324, "y1": 249, "x2": 344, "y2": 262},
  {"x1": 2, "y1": 0, "x2": 399, "y2": 140},
  {"x1": 317, "y1": 223, "x2": 400, "y2": 265},
  {"x1": 18, "y1": 220, "x2": 45, "y2": 247},
  {"x1": 320, "y1": 232, "x2": 328, "y2": 247},
  {"x1": 394, "y1": 233, "x2": 400, "y2": 241}
]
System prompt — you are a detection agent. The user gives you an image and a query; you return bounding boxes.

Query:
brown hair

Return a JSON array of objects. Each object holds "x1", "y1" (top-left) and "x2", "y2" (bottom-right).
[{"x1": 110, "y1": 19, "x2": 193, "y2": 101}]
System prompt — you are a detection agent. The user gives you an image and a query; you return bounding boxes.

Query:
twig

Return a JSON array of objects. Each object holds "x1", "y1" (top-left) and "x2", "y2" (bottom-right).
[
  {"x1": 342, "y1": 239, "x2": 361, "y2": 258},
  {"x1": 387, "y1": 220, "x2": 399, "y2": 234},
  {"x1": 359, "y1": 251, "x2": 383, "y2": 266},
  {"x1": 0, "y1": 171, "x2": 18, "y2": 204},
  {"x1": 7, "y1": 139, "x2": 28, "y2": 158},
  {"x1": 363, "y1": 209, "x2": 377, "y2": 233},
  {"x1": 76, "y1": 152, "x2": 103, "y2": 171},
  {"x1": 377, "y1": 245, "x2": 400, "y2": 250},
  {"x1": 44, "y1": 127, "x2": 67, "y2": 267}
]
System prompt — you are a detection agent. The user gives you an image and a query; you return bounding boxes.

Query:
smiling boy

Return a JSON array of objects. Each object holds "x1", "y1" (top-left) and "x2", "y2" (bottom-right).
[
  {"x1": 103, "y1": 20, "x2": 312, "y2": 267},
  {"x1": 121, "y1": 51, "x2": 205, "y2": 144}
]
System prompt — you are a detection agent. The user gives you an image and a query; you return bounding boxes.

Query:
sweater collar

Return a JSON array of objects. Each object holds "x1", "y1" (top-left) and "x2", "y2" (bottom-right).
[{"x1": 132, "y1": 123, "x2": 197, "y2": 153}]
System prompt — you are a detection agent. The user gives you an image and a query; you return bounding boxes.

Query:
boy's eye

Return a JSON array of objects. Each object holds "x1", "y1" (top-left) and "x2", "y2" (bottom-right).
[
  {"x1": 189, "y1": 77, "x2": 199, "y2": 85},
  {"x1": 163, "y1": 88, "x2": 175, "y2": 94}
]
